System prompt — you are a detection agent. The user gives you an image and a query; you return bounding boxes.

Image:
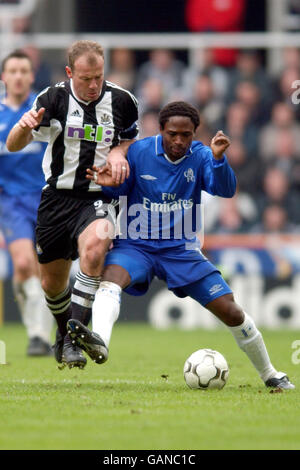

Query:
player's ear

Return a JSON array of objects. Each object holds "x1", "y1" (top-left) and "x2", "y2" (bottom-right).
[
  {"x1": 65, "y1": 66, "x2": 72, "y2": 79},
  {"x1": 29, "y1": 71, "x2": 34, "y2": 87}
]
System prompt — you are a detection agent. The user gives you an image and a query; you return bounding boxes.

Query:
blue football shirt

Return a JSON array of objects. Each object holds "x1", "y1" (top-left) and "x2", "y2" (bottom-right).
[
  {"x1": 102, "y1": 134, "x2": 236, "y2": 245},
  {"x1": 0, "y1": 93, "x2": 46, "y2": 195}
]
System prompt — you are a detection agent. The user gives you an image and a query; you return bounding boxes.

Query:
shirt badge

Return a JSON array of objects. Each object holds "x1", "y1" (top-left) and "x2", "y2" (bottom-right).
[
  {"x1": 184, "y1": 168, "x2": 195, "y2": 183},
  {"x1": 100, "y1": 114, "x2": 112, "y2": 125}
]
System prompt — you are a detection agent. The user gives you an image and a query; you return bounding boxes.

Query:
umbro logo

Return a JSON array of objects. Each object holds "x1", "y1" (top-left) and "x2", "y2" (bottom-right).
[
  {"x1": 140, "y1": 175, "x2": 157, "y2": 180},
  {"x1": 209, "y1": 284, "x2": 223, "y2": 296},
  {"x1": 70, "y1": 109, "x2": 82, "y2": 117}
]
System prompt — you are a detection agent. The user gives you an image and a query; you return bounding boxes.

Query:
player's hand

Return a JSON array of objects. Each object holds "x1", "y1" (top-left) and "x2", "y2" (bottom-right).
[
  {"x1": 18, "y1": 107, "x2": 45, "y2": 130},
  {"x1": 106, "y1": 147, "x2": 130, "y2": 185},
  {"x1": 210, "y1": 130, "x2": 230, "y2": 160},
  {"x1": 86, "y1": 165, "x2": 121, "y2": 187}
]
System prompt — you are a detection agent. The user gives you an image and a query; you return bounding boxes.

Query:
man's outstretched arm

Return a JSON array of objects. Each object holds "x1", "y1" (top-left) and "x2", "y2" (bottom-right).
[{"x1": 202, "y1": 130, "x2": 236, "y2": 198}]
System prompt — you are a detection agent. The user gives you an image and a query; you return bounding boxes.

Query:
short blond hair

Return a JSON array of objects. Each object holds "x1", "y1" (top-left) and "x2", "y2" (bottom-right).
[{"x1": 67, "y1": 40, "x2": 104, "y2": 71}]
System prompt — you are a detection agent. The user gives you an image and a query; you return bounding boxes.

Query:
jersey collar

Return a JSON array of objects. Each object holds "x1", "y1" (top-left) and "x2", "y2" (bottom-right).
[
  {"x1": 1, "y1": 92, "x2": 34, "y2": 111},
  {"x1": 155, "y1": 134, "x2": 193, "y2": 163}
]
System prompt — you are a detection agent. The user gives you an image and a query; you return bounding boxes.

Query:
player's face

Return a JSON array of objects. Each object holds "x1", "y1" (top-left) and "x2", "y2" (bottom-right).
[
  {"x1": 66, "y1": 54, "x2": 104, "y2": 102},
  {"x1": 1, "y1": 58, "x2": 34, "y2": 99},
  {"x1": 160, "y1": 116, "x2": 195, "y2": 161}
]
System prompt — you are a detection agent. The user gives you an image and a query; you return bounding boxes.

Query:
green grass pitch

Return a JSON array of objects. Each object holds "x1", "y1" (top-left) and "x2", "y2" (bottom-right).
[{"x1": 0, "y1": 323, "x2": 299, "y2": 450}]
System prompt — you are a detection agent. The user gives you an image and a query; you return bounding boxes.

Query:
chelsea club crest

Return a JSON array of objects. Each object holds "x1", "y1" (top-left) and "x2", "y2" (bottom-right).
[{"x1": 184, "y1": 168, "x2": 195, "y2": 183}]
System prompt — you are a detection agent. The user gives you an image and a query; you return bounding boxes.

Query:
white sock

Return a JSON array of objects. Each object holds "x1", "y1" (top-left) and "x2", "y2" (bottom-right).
[
  {"x1": 14, "y1": 276, "x2": 53, "y2": 343},
  {"x1": 92, "y1": 281, "x2": 121, "y2": 348},
  {"x1": 229, "y1": 312, "x2": 277, "y2": 382}
]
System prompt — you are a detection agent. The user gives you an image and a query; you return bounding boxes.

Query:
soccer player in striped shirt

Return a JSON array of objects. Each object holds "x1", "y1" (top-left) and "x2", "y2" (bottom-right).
[{"x1": 6, "y1": 40, "x2": 139, "y2": 369}]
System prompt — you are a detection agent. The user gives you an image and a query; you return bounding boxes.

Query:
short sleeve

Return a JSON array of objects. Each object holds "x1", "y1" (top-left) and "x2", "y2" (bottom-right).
[
  {"x1": 31, "y1": 87, "x2": 55, "y2": 142},
  {"x1": 119, "y1": 92, "x2": 139, "y2": 140}
]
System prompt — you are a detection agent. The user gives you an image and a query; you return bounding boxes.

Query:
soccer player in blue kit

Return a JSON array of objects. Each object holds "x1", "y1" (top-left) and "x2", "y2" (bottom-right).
[
  {"x1": 0, "y1": 50, "x2": 53, "y2": 355},
  {"x1": 68, "y1": 101, "x2": 294, "y2": 390}
]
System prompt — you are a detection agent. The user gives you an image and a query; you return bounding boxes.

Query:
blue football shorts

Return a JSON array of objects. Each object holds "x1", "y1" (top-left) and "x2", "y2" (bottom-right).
[
  {"x1": 104, "y1": 240, "x2": 232, "y2": 306},
  {"x1": 0, "y1": 190, "x2": 41, "y2": 245}
]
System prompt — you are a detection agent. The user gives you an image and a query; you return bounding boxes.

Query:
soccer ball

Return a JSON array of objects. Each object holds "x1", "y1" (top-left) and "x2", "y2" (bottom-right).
[{"x1": 183, "y1": 349, "x2": 229, "y2": 390}]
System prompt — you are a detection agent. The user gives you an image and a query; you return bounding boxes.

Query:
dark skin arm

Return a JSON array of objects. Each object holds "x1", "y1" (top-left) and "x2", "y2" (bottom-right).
[{"x1": 210, "y1": 130, "x2": 230, "y2": 159}]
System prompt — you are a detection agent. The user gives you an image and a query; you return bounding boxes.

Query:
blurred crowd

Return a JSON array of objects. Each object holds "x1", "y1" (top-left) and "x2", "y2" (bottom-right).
[
  {"x1": 3, "y1": 42, "x2": 300, "y2": 236},
  {"x1": 105, "y1": 46, "x2": 300, "y2": 235},
  {"x1": 2, "y1": 0, "x2": 300, "y2": 234}
]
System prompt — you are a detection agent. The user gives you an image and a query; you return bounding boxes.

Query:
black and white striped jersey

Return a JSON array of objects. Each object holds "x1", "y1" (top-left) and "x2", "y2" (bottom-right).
[{"x1": 32, "y1": 79, "x2": 138, "y2": 192}]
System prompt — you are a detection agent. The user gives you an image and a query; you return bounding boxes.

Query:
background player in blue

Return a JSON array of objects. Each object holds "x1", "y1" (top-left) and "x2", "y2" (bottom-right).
[
  {"x1": 69, "y1": 101, "x2": 294, "y2": 390},
  {"x1": 0, "y1": 50, "x2": 53, "y2": 356}
]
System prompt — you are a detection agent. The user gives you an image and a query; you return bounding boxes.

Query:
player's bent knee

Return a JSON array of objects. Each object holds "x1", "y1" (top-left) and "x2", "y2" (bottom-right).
[
  {"x1": 41, "y1": 277, "x2": 64, "y2": 298},
  {"x1": 224, "y1": 302, "x2": 244, "y2": 327},
  {"x1": 83, "y1": 252, "x2": 103, "y2": 272},
  {"x1": 103, "y1": 264, "x2": 131, "y2": 288},
  {"x1": 208, "y1": 295, "x2": 244, "y2": 327},
  {"x1": 81, "y1": 239, "x2": 108, "y2": 267},
  {"x1": 14, "y1": 257, "x2": 35, "y2": 279}
]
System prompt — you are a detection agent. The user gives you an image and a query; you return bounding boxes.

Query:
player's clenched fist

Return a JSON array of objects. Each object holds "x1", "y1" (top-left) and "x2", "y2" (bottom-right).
[
  {"x1": 18, "y1": 107, "x2": 45, "y2": 130},
  {"x1": 210, "y1": 130, "x2": 230, "y2": 160}
]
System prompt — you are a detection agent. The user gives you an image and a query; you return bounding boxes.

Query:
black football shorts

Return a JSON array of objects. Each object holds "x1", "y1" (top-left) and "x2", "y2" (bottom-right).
[{"x1": 35, "y1": 186, "x2": 118, "y2": 264}]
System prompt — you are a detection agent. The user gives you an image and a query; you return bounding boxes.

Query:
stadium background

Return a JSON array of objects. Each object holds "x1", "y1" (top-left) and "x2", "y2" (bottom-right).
[{"x1": 1, "y1": 0, "x2": 300, "y2": 330}]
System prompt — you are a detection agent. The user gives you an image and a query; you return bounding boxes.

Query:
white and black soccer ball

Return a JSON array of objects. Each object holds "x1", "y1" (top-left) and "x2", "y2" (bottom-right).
[{"x1": 183, "y1": 349, "x2": 229, "y2": 390}]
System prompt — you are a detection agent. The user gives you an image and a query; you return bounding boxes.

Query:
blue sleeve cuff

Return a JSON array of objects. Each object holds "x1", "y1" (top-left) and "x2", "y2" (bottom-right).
[{"x1": 212, "y1": 154, "x2": 226, "y2": 167}]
